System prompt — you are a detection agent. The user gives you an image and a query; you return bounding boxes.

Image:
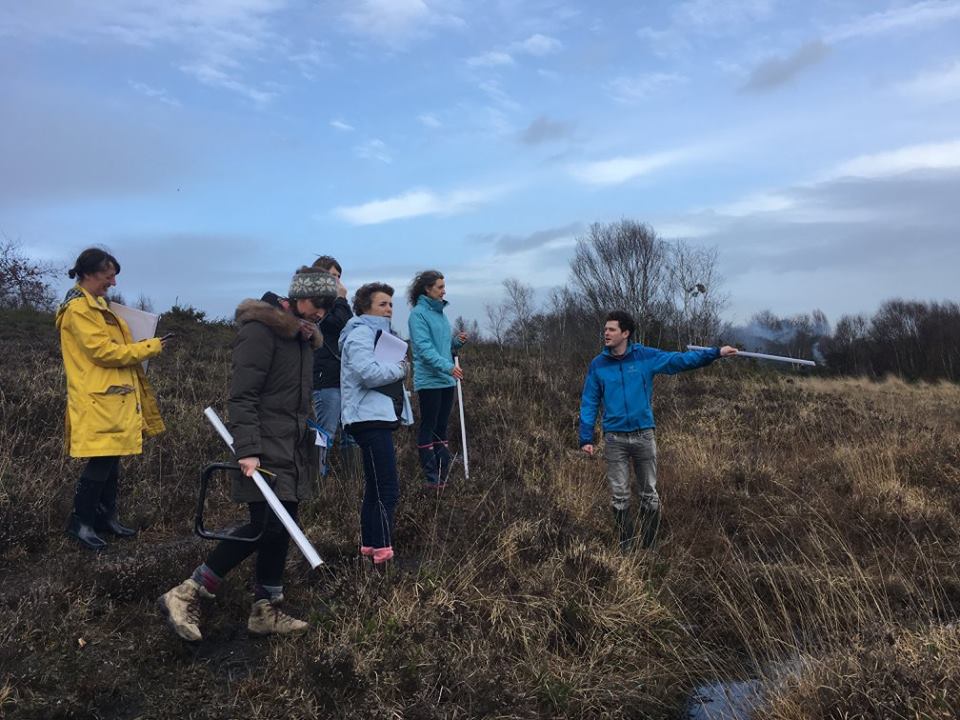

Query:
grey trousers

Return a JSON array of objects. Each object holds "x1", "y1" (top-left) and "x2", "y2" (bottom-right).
[{"x1": 604, "y1": 429, "x2": 659, "y2": 512}]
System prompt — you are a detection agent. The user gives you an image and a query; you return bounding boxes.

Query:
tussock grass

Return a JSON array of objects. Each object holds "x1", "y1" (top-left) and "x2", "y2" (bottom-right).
[{"x1": 2, "y1": 310, "x2": 959, "y2": 718}]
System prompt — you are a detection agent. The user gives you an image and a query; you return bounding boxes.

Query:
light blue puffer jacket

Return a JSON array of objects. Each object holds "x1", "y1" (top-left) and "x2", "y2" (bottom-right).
[
  {"x1": 339, "y1": 315, "x2": 408, "y2": 427},
  {"x1": 408, "y1": 295, "x2": 464, "y2": 391}
]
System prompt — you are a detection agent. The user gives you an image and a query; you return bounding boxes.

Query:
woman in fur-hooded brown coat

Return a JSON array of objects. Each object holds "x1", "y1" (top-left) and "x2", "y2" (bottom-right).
[{"x1": 228, "y1": 297, "x2": 322, "y2": 503}]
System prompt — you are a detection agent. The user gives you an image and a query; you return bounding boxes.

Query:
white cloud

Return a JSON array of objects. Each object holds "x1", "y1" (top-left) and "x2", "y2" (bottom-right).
[
  {"x1": 418, "y1": 113, "x2": 442, "y2": 128},
  {"x1": 830, "y1": 140, "x2": 960, "y2": 179},
  {"x1": 355, "y1": 138, "x2": 392, "y2": 164},
  {"x1": 466, "y1": 50, "x2": 514, "y2": 67},
  {"x1": 465, "y1": 33, "x2": 561, "y2": 70},
  {"x1": 478, "y1": 79, "x2": 520, "y2": 111},
  {"x1": 827, "y1": 0, "x2": 960, "y2": 43},
  {"x1": 898, "y1": 60, "x2": 960, "y2": 102},
  {"x1": 673, "y1": 0, "x2": 775, "y2": 34},
  {"x1": 333, "y1": 185, "x2": 506, "y2": 225},
  {"x1": 605, "y1": 72, "x2": 686, "y2": 103},
  {"x1": 512, "y1": 33, "x2": 562, "y2": 57},
  {"x1": 570, "y1": 149, "x2": 691, "y2": 186},
  {"x1": 179, "y1": 62, "x2": 277, "y2": 105},
  {"x1": 715, "y1": 192, "x2": 796, "y2": 217},
  {"x1": 5, "y1": 0, "x2": 290, "y2": 103},
  {"x1": 341, "y1": 0, "x2": 465, "y2": 48},
  {"x1": 330, "y1": 119, "x2": 355, "y2": 131},
  {"x1": 128, "y1": 80, "x2": 180, "y2": 107}
]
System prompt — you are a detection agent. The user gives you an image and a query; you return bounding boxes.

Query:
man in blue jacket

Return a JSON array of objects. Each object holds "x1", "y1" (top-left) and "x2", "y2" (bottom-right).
[{"x1": 579, "y1": 310, "x2": 737, "y2": 551}]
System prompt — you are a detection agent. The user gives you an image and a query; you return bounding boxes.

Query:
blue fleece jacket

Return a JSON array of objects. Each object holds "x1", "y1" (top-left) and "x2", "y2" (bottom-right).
[
  {"x1": 339, "y1": 315, "x2": 408, "y2": 427},
  {"x1": 408, "y1": 295, "x2": 464, "y2": 391},
  {"x1": 578, "y1": 344, "x2": 720, "y2": 445}
]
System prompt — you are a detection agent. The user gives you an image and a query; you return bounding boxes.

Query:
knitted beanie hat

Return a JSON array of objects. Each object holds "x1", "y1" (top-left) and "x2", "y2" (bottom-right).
[{"x1": 288, "y1": 266, "x2": 338, "y2": 300}]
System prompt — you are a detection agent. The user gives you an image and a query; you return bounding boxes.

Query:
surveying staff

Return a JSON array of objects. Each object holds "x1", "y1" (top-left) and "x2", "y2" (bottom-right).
[
  {"x1": 159, "y1": 266, "x2": 336, "y2": 641},
  {"x1": 340, "y1": 283, "x2": 411, "y2": 566},
  {"x1": 407, "y1": 270, "x2": 467, "y2": 489},
  {"x1": 56, "y1": 248, "x2": 171, "y2": 551},
  {"x1": 579, "y1": 310, "x2": 737, "y2": 551},
  {"x1": 310, "y1": 255, "x2": 360, "y2": 478}
]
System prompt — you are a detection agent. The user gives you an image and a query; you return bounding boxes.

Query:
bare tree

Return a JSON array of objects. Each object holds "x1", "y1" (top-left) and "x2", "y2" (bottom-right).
[
  {"x1": 665, "y1": 240, "x2": 727, "y2": 348},
  {"x1": 502, "y1": 277, "x2": 535, "y2": 347},
  {"x1": 570, "y1": 220, "x2": 668, "y2": 343},
  {"x1": 0, "y1": 238, "x2": 59, "y2": 311},
  {"x1": 484, "y1": 302, "x2": 510, "y2": 347},
  {"x1": 453, "y1": 315, "x2": 481, "y2": 342},
  {"x1": 135, "y1": 294, "x2": 155, "y2": 313}
]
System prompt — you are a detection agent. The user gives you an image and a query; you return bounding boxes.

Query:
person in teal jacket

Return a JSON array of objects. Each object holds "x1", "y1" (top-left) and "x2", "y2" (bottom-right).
[
  {"x1": 407, "y1": 270, "x2": 467, "y2": 488},
  {"x1": 579, "y1": 310, "x2": 737, "y2": 551}
]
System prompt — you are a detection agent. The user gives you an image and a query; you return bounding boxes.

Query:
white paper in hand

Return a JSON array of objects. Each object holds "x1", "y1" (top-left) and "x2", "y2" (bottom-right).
[
  {"x1": 109, "y1": 302, "x2": 160, "y2": 371},
  {"x1": 374, "y1": 331, "x2": 408, "y2": 364}
]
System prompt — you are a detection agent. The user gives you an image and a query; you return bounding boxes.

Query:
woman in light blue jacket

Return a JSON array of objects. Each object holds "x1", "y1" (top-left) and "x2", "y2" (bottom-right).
[
  {"x1": 339, "y1": 282, "x2": 410, "y2": 565},
  {"x1": 407, "y1": 270, "x2": 466, "y2": 489}
]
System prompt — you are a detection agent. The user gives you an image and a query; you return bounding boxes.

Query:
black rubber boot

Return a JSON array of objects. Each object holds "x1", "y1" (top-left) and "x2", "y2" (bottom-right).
[
  {"x1": 637, "y1": 507, "x2": 661, "y2": 550},
  {"x1": 434, "y1": 443, "x2": 453, "y2": 484},
  {"x1": 96, "y1": 511, "x2": 137, "y2": 537},
  {"x1": 613, "y1": 509, "x2": 634, "y2": 552},
  {"x1": 66, "y1": 514, "x2": 107, "y2": 551},
  {"x1": 418, "y1": 446, "x2": 442, "y2": 487}
]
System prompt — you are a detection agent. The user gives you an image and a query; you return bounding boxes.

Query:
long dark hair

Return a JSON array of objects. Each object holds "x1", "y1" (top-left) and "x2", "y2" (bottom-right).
[
  {"x1": 407, "y1": 269, "x2": 443, "y2": 306},
  {"x1": 68, "y1": 248, "x2": 120, "y2": 280},
  {"x1": 353, "y1": 282, "x2": 394, "y2": 316}
]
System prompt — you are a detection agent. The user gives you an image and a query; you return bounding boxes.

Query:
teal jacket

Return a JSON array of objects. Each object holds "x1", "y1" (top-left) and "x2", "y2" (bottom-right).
[{"x1": 408, "y1": 295, "x2": 464, "y2": 391}]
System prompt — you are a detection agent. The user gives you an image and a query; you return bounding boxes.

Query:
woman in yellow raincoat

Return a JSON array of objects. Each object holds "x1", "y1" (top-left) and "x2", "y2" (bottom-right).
[{"x1": 56, "y1": 248, "x2": 170, "y2": 550}]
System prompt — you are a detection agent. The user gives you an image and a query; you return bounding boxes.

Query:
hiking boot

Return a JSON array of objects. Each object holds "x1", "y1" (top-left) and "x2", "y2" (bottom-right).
[
  {"x1": 66, "y1": 514, "x2": 107, "y2": 551},
  {"x1": 247, "y1": 597, "x2": 308, "y2": 636},
  {"x1": 158, "y1": 579, "x2": 213, "y2": 642}
]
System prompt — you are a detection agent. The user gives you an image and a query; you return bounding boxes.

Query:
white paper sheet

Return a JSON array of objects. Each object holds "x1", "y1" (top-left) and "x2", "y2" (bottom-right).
[
  {"x1": 374, "y1": 331, "x2": 408, "y2": 364},
  {"x1": 109, "y1": 302, "x2": 160, "y2": 370}
]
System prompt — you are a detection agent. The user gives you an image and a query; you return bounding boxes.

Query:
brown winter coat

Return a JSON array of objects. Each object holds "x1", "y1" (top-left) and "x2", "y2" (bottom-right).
[{"x1": 228, "y1": 299, "x2": 320, "y2": 503}]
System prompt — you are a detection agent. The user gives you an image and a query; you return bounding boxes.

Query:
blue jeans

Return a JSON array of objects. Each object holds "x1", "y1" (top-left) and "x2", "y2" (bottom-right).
[
  {"x1": 351, "y1": 427, "x2": 399, "y2": 549},
  {"x1": 312, "y1": 389, "x2": 356, "y2": 475}
]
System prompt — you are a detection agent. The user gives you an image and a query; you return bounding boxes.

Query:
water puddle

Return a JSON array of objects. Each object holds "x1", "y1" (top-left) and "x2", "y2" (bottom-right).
[{"x1": 686, "y1": 678, "x2": 764, "y2": 719}]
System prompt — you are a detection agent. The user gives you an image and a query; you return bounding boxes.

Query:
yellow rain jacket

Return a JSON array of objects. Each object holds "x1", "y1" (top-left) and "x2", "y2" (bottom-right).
[{"x1": 55, "y1": 286, "x2": 165, "y2": 457}]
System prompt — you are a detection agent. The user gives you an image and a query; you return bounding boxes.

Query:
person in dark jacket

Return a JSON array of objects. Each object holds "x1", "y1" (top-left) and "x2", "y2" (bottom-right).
[
  {"x1": 310, "y1": 255, "x2": 359, "y2": 478},
  {"x1": 159, "y1": 266, "x2": 336, "y2": 642},
  {"x1": 579, "y1": 310, "x2": 737, "y2": 551}
]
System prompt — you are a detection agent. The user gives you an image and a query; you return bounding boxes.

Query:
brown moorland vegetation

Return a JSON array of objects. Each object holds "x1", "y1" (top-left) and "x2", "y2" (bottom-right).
[{"x1": 1, "y1": 307, "x2": 959, "y2": 719}]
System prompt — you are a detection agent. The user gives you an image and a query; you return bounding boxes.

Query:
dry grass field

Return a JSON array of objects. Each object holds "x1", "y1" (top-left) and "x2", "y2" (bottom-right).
[{"x1": 2, "y1": 307, "x2": 959, "y2": 719}]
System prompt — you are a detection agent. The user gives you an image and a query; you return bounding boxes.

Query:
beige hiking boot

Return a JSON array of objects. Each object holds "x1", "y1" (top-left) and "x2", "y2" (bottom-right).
[
  {"x1": 158, "y1": 579, "x2": 214, "y2": 642},
  {"x1": 247, "y1": 597, "x2": 308, "y2": 636}
]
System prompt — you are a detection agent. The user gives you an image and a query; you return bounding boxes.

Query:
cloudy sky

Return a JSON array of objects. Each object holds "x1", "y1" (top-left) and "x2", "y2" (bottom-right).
[{"x1": 3, "y1": 0, "x2": 959, "y2": 331}]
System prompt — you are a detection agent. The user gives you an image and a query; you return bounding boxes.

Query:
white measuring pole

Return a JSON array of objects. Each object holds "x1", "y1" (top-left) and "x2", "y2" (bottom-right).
[
  {"x1": 203, "y1": 407, "x2": 323, "y2": 568},
  {"x1": 455, "y1": 357, "x2": 470, "y2": 480},
  {"x1": 687, "y1": 345, "x2": 816, "y2": 367}
]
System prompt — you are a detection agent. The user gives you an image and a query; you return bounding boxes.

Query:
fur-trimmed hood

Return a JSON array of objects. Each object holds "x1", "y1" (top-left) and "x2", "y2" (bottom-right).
[{"x1": 235, "y1": 299, "x2": 322, "y2": 348}]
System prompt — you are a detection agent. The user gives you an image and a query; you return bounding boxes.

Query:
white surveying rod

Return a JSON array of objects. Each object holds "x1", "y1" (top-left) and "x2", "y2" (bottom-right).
[
  {"x1": 687, "y1": 345, "x2": 816, "y2": 367},
  {"x1": 203, "y1": 407, "x2": 323, "y2": 568},
  {"x1": 455, "y1": 357, "x2": 470, "y2": 480}
]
